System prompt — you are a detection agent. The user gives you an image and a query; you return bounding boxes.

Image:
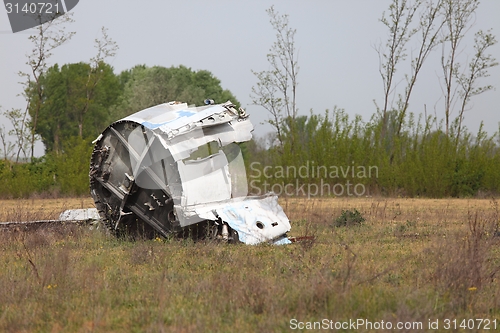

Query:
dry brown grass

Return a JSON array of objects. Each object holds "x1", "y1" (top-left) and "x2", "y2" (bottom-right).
[
  {"x1": 1, "y1": 196, "x2": 500, "y2": 332},
  {"x1": 0, "y1": 197, "x2": 94, "y2": 222}
]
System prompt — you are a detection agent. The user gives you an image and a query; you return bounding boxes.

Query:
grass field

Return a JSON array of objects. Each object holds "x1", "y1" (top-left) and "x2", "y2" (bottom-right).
[{"x1": 1, "y1": 196, "x2": 500, "y2": 332}]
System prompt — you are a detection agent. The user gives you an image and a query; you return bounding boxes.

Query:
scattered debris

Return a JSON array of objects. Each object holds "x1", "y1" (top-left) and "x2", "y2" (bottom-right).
[{"x1": 59, "y1": 208, "x2": 100, "y2": 222}]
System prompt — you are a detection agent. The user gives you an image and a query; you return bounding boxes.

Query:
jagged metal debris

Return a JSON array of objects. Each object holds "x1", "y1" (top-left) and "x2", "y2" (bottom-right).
[
  {"x1": 88, "y1": 100, "x2": 292, "y2": 244},
  {"x1": 0, "y1": 208, "x2": 100, "y2": 230}
]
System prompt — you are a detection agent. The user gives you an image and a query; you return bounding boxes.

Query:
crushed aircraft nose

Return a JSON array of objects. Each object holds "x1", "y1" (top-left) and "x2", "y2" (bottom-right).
[{"x1": 89, "y1": 100, "x2": 291, "y2": 244}]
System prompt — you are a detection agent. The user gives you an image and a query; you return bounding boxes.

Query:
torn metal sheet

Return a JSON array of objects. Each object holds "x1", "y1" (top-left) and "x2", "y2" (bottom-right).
[
  {"x1": 59, "y1": 208, "x2": 100, "y2": 222},
  {"x1": 89, "y1": 100, "x2": 291, "y2": 244},
  {"x1": 195, "y1": 194, "x2": 292, "y2": 245},
  {"x1": 1, "y1": 208, "x2": 100, "y2": 230}
]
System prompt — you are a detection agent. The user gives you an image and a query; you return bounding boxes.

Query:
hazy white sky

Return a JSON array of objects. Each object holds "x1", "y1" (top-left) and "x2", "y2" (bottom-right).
[{"x1": 1, "y1": 0, "x2": 499, "y2": 156}]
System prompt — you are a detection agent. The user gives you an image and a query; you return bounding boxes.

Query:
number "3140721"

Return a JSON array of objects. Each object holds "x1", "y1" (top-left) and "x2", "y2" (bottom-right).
[{"x1": 5, "y1": 2, "x2": 61, "y2": 14}]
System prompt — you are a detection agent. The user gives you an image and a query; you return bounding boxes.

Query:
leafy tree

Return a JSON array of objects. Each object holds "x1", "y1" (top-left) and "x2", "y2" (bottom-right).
[
  {"x1": 112, "y1": 65, "x2": 239, "y2": 120},
  {"x1": 28, "y1": 62, "x2": 121, "y2": 153},
  {"x1": 75, "y1": 27, "x2": 119, "y2": 138}
]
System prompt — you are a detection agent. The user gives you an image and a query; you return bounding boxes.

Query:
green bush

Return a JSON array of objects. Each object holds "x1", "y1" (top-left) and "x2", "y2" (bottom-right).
[
  {"x1": 247, "y1": 110, "x2": 500, "y2": 198},
  {"x1": 53, "y1": 137, "x2": 93, "y2": 196},
  {"x1": 0, "y1": 157, "x2": 56, "y2": 198},
  {"x1": 334, "y1": 209, "x2": 365, "y2": 227}
]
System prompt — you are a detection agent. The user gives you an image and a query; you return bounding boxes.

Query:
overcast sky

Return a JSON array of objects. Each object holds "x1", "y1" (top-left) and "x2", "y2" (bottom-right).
[{"x1": 1, "y1": 0, "x2": 499, "y2": 156}]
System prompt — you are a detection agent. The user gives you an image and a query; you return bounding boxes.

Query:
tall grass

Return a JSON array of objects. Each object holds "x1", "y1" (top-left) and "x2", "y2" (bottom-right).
[{"x1": 1, "y1": 198, "x2": 499, "y2": 332}]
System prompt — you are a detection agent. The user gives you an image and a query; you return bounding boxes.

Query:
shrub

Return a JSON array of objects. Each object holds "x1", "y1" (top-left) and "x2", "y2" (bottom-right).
[{"x1": 334, "y1": 209, "x2": 365, "y2": 227}]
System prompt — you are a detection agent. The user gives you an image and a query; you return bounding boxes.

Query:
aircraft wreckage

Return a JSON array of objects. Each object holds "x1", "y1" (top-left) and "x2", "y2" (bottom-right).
[{"x1": 88, "y1": 100, "x2": 292, "y2": 245}]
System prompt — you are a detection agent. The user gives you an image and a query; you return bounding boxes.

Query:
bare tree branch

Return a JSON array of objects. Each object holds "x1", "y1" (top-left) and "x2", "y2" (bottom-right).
[
  {"x1": 18, "y1": 12, "x2": 75, "y2": 160},
  {"x1": 251, "y1": 6, "x2": 299, "y2": 147},
  {"x1": 440, "y1": 0, "x2": 479, "y2": 135}
]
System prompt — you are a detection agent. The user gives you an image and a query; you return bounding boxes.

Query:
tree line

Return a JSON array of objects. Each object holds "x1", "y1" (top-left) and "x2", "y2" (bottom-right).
[{"x1": 246, "y1": 109, "x2": 500, "y2": 198}]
